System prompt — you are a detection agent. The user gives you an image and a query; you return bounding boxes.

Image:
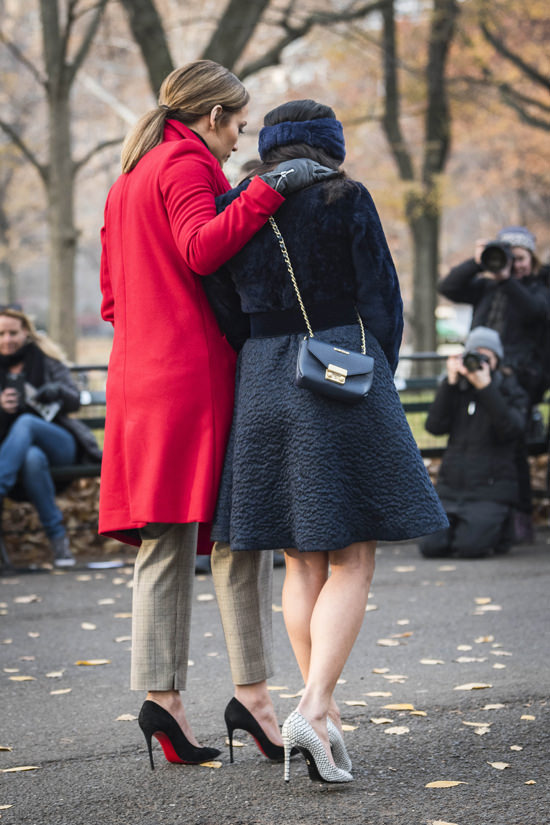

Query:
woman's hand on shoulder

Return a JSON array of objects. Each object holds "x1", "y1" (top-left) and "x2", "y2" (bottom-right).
[{"x1": 259, "y1": 159, "x2": 338, "y2": 194}]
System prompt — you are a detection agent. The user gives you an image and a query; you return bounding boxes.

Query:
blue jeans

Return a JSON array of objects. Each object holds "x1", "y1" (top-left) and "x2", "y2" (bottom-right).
[{"x1": 0, "y1": 414, "x2": 77, "y2": 539}]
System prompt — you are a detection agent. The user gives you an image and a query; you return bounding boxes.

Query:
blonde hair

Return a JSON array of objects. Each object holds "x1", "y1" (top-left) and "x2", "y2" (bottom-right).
[
  {"x1": 0, "y1": 308, "x2": 68, "y2": 363},
  {"x1": 121, "y1": 60, "x2": 249, "y2": 174}
]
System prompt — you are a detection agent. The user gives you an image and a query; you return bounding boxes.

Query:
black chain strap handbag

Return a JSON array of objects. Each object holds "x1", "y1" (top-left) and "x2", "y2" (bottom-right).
[{"x1": 269, "y1": 217, "x2": 374, "y2": 404}]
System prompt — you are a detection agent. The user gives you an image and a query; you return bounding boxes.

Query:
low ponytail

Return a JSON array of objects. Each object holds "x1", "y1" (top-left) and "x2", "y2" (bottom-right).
[{"x1": 120, "y1": 60, "x2": 249, "y2": 174}]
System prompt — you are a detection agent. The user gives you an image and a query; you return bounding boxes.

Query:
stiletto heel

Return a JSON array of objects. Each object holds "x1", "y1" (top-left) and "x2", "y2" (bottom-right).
[
  {"x1": 224, "y1": 697, "x2": 290, "y2": 763},
  {"x1": 138, "y1": 700, "x2": 220, "y2": 769},
  {"x1": 281, "y1": 711, "x2": 353, "y2": 784},
  {"x1": 327, "y1": 717, "x2": 352, "y2": 772}
]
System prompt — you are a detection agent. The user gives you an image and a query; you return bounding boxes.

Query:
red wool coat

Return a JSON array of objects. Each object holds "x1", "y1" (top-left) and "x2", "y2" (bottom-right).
[{"x1": 99, "y1": 120, "x2": 283, "y2": 547}]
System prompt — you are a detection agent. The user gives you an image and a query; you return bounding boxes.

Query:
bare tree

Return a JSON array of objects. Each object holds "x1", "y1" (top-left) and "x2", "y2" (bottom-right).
[
  {"x1": 0, "y1": 0, "x2": 121, "y2": 358},
  {"x1": 379, "y1": 0, "x2": 459, "y2": 360},
  {"x1": 122, "y1": 0, "x2": 386, "y2": 92},
  {"x1": 479, "y1": 7, "x2": 550, "y2": 132}
]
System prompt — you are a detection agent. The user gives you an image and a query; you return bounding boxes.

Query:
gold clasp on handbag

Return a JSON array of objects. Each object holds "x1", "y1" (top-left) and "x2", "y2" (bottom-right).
[{"x1": 325, "y1": 364, "x2": 347, "y2": 385}]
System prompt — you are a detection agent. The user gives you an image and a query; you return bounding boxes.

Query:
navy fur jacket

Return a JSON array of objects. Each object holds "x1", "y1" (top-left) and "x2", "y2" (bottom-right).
[{"x1": 204, "y1": 178, "x2": 403, "y2": 373}]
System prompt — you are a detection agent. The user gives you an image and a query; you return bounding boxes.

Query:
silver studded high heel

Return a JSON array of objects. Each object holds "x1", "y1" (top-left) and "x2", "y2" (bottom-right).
[
  {"x1": 327, "y1": 717, "x2": 352, "y2": 772},
  {"x1": 282, "y1": 711, "x2": 353, "y2": 784}
]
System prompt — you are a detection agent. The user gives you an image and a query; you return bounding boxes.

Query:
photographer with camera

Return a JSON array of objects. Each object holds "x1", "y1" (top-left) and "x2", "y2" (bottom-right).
[
  {"x1": 419, "y1": 327, "x2": 528, "y2": 559},
  {"x1": 438, "y1": 226, "x2": 550, "y2": 541}
]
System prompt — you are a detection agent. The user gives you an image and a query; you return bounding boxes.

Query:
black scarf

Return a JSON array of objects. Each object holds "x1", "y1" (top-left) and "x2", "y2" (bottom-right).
[{"x1": 0, "y1": 342, "x2": 46, "y2": 389}]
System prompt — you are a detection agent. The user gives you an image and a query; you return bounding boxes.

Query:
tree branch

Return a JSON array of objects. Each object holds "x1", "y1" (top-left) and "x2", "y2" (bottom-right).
[
  {"x1": 119, "y1": 0, "x2": 174, "y2": 96},
  {"x1": 74, "y1": 137, "x2": 124, "y2": 173},
  {"x1": 480, "y1": 19, "x2": 550, "y2": 92},
  {"x1": 238, "y1": 0, "x2": 386, "y2": 78},
  {"x1": 67, "y1": 0, "x2": 110, "y2": 85},
  {"x1": 0, "y1": 120, "x2": 48, "y2": 182},
  {"x1": 201, "y1": 0, "x2": 270, "y2": 70},
  {"x1": 0, "y1": 31, "x2": 47, "y2": 86}
]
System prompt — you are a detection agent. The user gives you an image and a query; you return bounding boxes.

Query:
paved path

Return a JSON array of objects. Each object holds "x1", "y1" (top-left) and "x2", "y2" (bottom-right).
[{"x1": 1, "y1": 534, "x2": 549, "y2": 825}]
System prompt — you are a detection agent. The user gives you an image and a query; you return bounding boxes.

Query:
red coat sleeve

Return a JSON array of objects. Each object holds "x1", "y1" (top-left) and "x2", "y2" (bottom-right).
[{"x1": 160, "y1": 147, "x2": 284, "y2": 275}]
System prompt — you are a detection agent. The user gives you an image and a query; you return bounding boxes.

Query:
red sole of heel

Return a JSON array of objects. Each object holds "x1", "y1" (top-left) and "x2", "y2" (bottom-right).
[{"x1": 154, "y1": 731, "x2": 205, "y2": 765}]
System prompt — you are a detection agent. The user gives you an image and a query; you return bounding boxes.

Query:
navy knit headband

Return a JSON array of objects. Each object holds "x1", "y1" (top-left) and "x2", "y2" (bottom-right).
[{"x1": 258, "y1": 118, "x2": 346, "y2": 163}]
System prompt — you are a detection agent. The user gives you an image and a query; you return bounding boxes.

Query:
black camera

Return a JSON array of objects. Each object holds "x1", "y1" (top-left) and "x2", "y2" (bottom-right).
[
  {"x1": 463, "y1": 351, "x2": 490, "y2": 373},
  {"x1": 480, "y1": 241, "x2": 513, "y2": 274}
]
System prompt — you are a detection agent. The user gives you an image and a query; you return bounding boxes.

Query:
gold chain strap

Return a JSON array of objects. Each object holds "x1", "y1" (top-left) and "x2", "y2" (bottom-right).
[{"x1": 269, "y1": 216, "x2": 366, "y2": 354}]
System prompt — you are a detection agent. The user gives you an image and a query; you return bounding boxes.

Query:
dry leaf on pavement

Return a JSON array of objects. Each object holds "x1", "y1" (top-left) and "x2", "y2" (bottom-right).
[
  {"x1": 488, "y1": 762, "x2": 510, "y2": 770},
  {"x1": 425, "y1": 780, "x2": 467, "y2": 788},
  {"x1": 384, "y1": 726, "x2": 409, "y2": 735},
  {"x1": 1, "y1": 766, "x2": 40, "y2": 773},
  {"x1": 370, "y1": 717, "x2": 394, "y2": 725},
  {"x1": 453, "y1": 683, "x2": 492, "y2": 691},
  {"x1": 74, "y1": 659, "x2": 111, "y2": 666},
  {"x1": 383, "y1": 703, "x2": 415, "y2": 711}
]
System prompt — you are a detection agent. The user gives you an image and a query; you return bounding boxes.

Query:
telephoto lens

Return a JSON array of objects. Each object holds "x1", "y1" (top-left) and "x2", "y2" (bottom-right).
[
  {"x1": 462, "y1": 351, "x2": 490, "y2": 373},
  {"x1": 480, "y1": 241, "x2": 512, "y2": 273}
]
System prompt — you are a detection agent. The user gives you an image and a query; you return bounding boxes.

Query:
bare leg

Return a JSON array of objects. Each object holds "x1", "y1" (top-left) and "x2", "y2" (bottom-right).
[
  {"x1": 284, "y1": 541, "x2": 376, "y2": 761},
  {"x1": 234, "y1": 681, "x2": 282, "y2": 746}
]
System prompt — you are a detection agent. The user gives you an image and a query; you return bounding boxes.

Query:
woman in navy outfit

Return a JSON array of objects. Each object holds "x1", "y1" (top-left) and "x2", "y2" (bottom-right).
[{"x1": 209, "y1": 100, "x2": 448, "y2": 784}]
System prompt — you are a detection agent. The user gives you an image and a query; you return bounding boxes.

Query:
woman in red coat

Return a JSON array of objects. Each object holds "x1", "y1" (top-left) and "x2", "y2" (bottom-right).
[{"x1": 99, "y1": 60, "x2": 330, "y2": 767}]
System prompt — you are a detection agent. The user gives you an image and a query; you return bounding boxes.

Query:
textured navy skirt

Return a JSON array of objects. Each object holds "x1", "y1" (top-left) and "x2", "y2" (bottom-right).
[{"x1": 211, "y1": 323, "x2": 448, "y2": 552}]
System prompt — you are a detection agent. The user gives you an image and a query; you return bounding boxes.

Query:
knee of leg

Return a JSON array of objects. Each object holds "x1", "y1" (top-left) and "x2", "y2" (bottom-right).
[
  {"x1": 9, "y1": 413, "x2": 36, "y2": 436},
  {"x1": 22, "y1": 445, "x2": 49, "y2": 476}
]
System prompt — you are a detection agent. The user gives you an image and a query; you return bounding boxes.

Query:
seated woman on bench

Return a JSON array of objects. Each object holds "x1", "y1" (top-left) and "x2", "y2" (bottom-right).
[{"x1": 0, "y1": 306, "x2": 101, "y2": 567}]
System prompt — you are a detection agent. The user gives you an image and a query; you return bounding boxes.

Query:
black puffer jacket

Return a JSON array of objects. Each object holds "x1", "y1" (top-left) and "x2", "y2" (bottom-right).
[
  {"x1": 0, "y1": 349, "x2": 102, "y2": 463},
  {"x1": 438, "y1": 261, "x2": 550, "y2": 402},
  {"x1": 426, "y1": 371, "x2": 528, "y2": 504}
]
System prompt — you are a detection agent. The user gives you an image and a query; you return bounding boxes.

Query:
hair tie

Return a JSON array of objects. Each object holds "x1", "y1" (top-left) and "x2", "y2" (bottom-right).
[{"x1": 159, "y1": 104, "x2": 170, "y2": 112}]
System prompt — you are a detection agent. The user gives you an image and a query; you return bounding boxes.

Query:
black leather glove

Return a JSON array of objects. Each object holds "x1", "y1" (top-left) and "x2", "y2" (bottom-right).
[
  {"x1": 34, "y1": 382, "x2": 63, "y2": 403},
  {"x1": 259, "y1": 159, "x2": 338, "y2": 195}
]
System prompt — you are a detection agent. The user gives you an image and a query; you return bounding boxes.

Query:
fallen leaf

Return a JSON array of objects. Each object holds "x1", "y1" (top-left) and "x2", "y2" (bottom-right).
[
  {"x1": 394, "y1": 566, "x2": 416, "y2": 572},
  {"x1": 455, "y1": 656, "x2": 487, "y2": 663},
  {"x1": 370, "y1": 717, "x2": 394, "y2": 725},
  {"x1": 510, "y1": 745, "x2": 523, "y2": 751},
  {"x1": 383, "y1": 703, "x2": 415, "y2": 711},
  {"x1": 2, "y1": 639, "x2": 13, "y2": 644},
  {"x1": 493, "y1": 663, "x2": 506, "y2": 670},
  {"x1": 81, "y1": 622, "x2": 96, "y2": 631},
  {"x1": 19, "y1": 657, "x2": 35, "y2": 662},
  {"x1": 76, "y1": 574, "x2": 92, "y2": 581},
  {"x1": 4, "y1": 669, "x2": 18, "y2": 673},
  {"x1": 396, "y1": 619, "x2": 410, "y2": 625},
  {"x1": 50, "y1": 688, "x2": 72, "y2": 695},
  {"x1": 483, "y1": 704, "x2": 505, "y2": 710},
  {"x1": 425, "y1": 780, "x2": 467, "y2": 788},
  {"x1": 343, "y1": 700, "x2": 367, "y2": 707},
  {"x1": 1, "y1": 766, "x2": 40, "y2": 773},
  {"x1": 0, "y1": 804, "x2": 13, "y2": 810},
  {"x1": 453, "y1": 683, "x2": 492, "y2": 691},
  {"x1": 206, "y1": 652, "x2": 218, "y2": 657},
  {"x1": 474, "y1": 727, "x2": 491, "y2": 736},
  {"x1": 365, "y1": 691, "x2": 393, "y2": 697},
  {"x1": 420, "y1": 658, "x2": 445, "y2": 665},
  {"x1": 115, "y1": 636, "x2": 131, "y2": 643},
  {"x1": 474, "y1": 597, "x2": 492, "y2": 604},
  {"x1": 8, "y1": 676, "x2": 35, "y2": 682},
  {"x1": 14, "y1": 595, "x2": 41, "y2": 604},
  {"x1": 525, "y1": 780, "x2": 536, "y2": 785},
  {"x1": 271, "y1": 604, "x2": 283, "y2": 612},
  {"x1": 0, "y1": 745, "x2": 13, "y2": 751},
  {"x1": 196, "y1": 594, "x2": 214, "y2": 602},
  {"x1": 336, "y1": 678, "x2": 346, "y2": 685},
  {"x1": 490, "y1": 650, "x2": 512, "y2": 657},
  {"x1": 488, "y1": 762, "x2": 510, "y2": 770},
  {"x1": 74, "y1": 659, "x2": 111, "y2": 666},
  {"x1": 474, "y1": 635, "x2": 495, "y2": 643},
  {"x1": 341, "y1": 724, "x2": 357, "y2": 731},
  {"x1": 384, "y1": 726, "x2": 409, "y2": 735},
  {"x1": 428, "y1": 821, "x2": 459, "y2": 825},
  {"x1": 410, "y1": 710, "x2": 427, "y2": 717},
  {"x1": 27, "y1": 632, "x2": 39, "y2": 638},
  {"x1": 391, "y1": 632, "x2": 413, "y2": 638},
  {"x1": 199, "y1": 760, "x2": 222, "y2": 768},
  {"x1": 267, "y1": 686, "x2": 288, "y2": 691},
  {"x1": 463, "y1": 721, "x2": 492, "y2": 728},
  {"x1": 382, "y1": 674, "x2": 408, "y2": 681},
  {"x1": 98, "y1": 598, "x2": 115, "y2": 605},
  {"x1": 114, "y1": 612, "x2": 132, "y2": 619},
  {"x1": 45, "y1": 671, "x2": 64, "y2": 678},
  {"x1": 457, "y1": 644, "x2": 472, "y2": 651},
  {"x1": 377, "y1": 639, "x2": 400, "y2": 647},
  {"x1": 116, "y1": 714, "x2": 137, "y2": 721},
  {"x1": 279, "y1": 692, "x2": 302, "y2": 699},
  {"x1": 520, "y1": 715, "x2": 535, "y2": 721},
  {"x1": 365, "y1": 604, "x2": 378, "y2": 611},
  {"x1": 372, "y1": 667, "x2": 390, "y2": 674}
]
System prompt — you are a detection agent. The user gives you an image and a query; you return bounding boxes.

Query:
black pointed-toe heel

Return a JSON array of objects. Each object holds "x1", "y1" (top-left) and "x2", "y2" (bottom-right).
[
  {"x1": 224, "y1": 697, "x2": 291, "y2": 763},
  {"x1": 138, "y1": 700, "x2": 220, "y2": 770}
]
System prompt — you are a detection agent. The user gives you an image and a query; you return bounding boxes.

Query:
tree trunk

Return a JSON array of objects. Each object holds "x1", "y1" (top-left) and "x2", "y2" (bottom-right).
[
  {"x1": 46, "y1": 93, "x2": 77, "y2": 359},
  {"x1": 409, "y1": 202, "x2": 440, "y2": 372}
]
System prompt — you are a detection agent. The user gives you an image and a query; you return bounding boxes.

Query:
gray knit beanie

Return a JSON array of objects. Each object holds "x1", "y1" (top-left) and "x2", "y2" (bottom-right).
[
  {"x1": 464, "y1": 326, "x2": 504, "y2": 360},
  {"x1": 497, "y1": 225, "x2": 536, "y2": 253}
]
